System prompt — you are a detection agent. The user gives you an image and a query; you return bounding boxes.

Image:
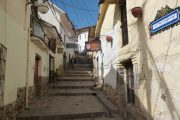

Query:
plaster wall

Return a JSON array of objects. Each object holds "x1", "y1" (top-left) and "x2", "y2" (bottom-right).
[
  {"x1": 39, "y1": 6, "x2": 65, "y2": 70},
  {"x1": 98, "y1": 0, "x2": 180, "y2": 119},
  {"x1": 97, "y1": 4, "x2": 120, "y2": 89},
  {"x1": 78, "y1": 31, "x2": 89, "y2": 52},
  {"x1": 65, "y1": 36, "x2": 75, "y2": 63},
  {"x1": 28, "y1": 40, "x2": 49, "y2": 86},
  {"x1": 0, "y1": 0, "x2": 31, "y2": 105},
  {"x1": 126, "y1": 0, "x2": 180, "y2": 119}
]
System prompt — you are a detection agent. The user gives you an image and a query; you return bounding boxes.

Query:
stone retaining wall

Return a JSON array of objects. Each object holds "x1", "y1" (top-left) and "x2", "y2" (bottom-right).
[
  {"x1": 103, "y1": 84, "x2": 151, "y2": 120},
  {"x1": 39, "y1": 76, "x2": 49, "y2": 96},
  {"x1": 103, "y1": 84, "x2": 126, "y2": 116},
  {"x1": 0, "y1": 86, "x2": 34, "y2": 120}
]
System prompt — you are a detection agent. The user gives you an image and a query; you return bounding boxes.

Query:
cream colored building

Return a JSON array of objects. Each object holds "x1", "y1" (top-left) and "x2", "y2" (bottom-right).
[
  {"x1": 0, "y1": 0, "x2": 31, "y2": 119},
  {"x1": 95, "y1": 0, "x2": 180, "y2": 120},
  {"x1": 0, "y1": 1, "x2": 63, "y2": 120}
]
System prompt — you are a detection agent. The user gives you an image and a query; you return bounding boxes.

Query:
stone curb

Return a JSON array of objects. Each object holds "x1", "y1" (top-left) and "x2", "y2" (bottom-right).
[
  {"x1": 48, "y1": 92, "x2": 97, "y2": 96},
  {"x1": 49, "y1": 85, "x2": 94, "y2": 89},
  {"x1": 18, "y1": 111, "x2": 108, "y2": 120},
  {"x1": 57, "y1": 78, "x2": 93, "y2": 81}
]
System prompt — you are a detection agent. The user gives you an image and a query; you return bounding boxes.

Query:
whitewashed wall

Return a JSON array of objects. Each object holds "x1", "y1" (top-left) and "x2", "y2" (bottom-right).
[
  {"x1": 78, "y1": 31, "x2": 89, "y2": 52},
  {"x1": 0, "y1": 0, "x2": 31, "y2": 105}
]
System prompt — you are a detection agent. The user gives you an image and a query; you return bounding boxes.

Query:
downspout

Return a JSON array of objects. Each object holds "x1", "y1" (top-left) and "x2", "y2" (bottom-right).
[
  {"x1": 101, "y1": 51, "x2": 104, "y2": 88},
  {"x1": 24, "y1": 4, "x2": 30, "y2": 109}
]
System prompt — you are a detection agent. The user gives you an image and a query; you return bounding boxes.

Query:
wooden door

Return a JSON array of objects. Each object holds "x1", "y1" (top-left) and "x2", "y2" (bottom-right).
[
  {"x1": 34, "y1": 56, "x2": 40, "y2": 95},
  {"x1": 125, "y1": 61, "x2": 135, "y2": 105}
]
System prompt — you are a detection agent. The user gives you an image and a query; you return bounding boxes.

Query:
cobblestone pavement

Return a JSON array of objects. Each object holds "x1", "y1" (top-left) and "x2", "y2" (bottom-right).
[{"x1": 18, "y1": 65, "x2": 124, "y2": 120}]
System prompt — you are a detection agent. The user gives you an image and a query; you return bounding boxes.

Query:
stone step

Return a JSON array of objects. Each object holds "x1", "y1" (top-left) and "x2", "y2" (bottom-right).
[
  {"x1": 18, "y1": 96, "x2": 109, "y2": 120},
  {"x1": 58, "y1": 76, "x2": 92, "y2": 81},
  {"x1": 65, "y1": 71, "x2": 92, "y2": 74},
  {"x1": 62, "y1": 74, "x2": 92, "y2": 77},
  {"x1": 49, "y1": 85, "x2": 94, "y2": 89},
  {"x1": 48, "y1": 88, "x2": 97, "y2": 96},
  {"x1": 49, "y1": 81, "x2": 95, "y2": 89}
]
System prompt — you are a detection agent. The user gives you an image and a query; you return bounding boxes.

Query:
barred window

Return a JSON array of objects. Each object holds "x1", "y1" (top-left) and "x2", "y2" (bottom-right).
[{"x1": 0, "y1": 43, "x2": 7, "y2": 108}]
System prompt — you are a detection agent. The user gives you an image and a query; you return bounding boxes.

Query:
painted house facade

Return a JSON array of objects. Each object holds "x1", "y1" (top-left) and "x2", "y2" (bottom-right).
[
  {"x1": 39, "y1": 3, "x2": 77, "y2": 69},
  {"x1": 76, "y1": 27, "x2": 90, "y2": 52},
  {"x1": 0, "y1": 1, "x2": 76, "y2": 119},
  {"x1": 95, "y1": 0, "x2": 180, "y2": 120},
  {"x1": 0, "y1": 0, "x2": 31, "y2": 119}
]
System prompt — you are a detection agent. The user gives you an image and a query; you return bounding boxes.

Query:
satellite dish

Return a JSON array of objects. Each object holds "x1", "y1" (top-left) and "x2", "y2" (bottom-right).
[{"x1": 38, "y1": 3, "x2": 49, "y2": 14}]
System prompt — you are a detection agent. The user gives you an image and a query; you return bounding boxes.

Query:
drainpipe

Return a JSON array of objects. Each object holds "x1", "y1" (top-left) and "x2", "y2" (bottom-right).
[
  {"x1": 101, "y1": 51, "x2": 104, "y2": 88},
  {"x1": 24, "y1": 4, "x2": 30, "y2": 109}
]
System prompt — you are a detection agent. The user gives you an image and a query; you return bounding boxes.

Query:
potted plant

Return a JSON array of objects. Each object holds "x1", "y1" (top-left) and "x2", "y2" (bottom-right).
[
  {"x1": 131, "y1": 7, "x2": 143, "y2": 18},
  {"x1": 106, "y1": 36, "x2": 113, "y2": 42}
]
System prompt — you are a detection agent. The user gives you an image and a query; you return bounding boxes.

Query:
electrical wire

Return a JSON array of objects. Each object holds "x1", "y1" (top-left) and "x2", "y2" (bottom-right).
[
  {"x1": 48, "y1": 1, "x2": 71, "y2": 39},
  {"x1": 82, "y1": 0, "x2": 96, "y2": 23},
  {"x1": 69, "y1": 0, "x2": 82, "y2": 28},
  {"x1": 76, "y1": 0, "x2": 90, "y2": 26},
  {"x1": 55, "y1": 0, "x2": 98, "y2": 12},
  {"x1": 50, "y1": 0, "x2": 75, "y2": 37}
]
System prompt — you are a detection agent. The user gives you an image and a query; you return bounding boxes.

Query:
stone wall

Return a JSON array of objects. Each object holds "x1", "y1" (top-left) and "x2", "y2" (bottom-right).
[
  {"x1": 16, "y1": 86, "x2": 34, "y2": 113},
  {"x1": 103, "y1": 84, "x2": 126, "y2": 116},
  {"x1": 0, "y1": 102, "x2": 16, "y2": 120},
  {"x1": 39, "y1": 76, "x2": 49, "y2": 96},
  {"x1": 0, "y1": 86, "x2": 34, "y2": 120},
  {"x1": 103, "y1": 84, "x2": 151, "y2": 120}
]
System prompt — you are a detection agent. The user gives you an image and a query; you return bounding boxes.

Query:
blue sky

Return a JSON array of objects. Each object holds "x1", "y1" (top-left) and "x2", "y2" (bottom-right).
[{"x1": 51, "y1": 0, "x2": 99, "y2": 29}]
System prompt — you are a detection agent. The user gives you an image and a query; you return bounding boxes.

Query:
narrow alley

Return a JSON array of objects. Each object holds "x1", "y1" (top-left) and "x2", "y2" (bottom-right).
[{"x1": 1, "y1": 0, "x2": 180, "y2": 120}]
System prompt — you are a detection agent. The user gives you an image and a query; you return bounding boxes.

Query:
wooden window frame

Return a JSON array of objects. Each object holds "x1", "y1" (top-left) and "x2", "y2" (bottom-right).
[{"x1": 120, "y1": 0, "x2": 129, "y2": 47}]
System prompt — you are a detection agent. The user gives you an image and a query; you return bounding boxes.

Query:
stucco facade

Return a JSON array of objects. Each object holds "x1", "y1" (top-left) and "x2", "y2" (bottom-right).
[
  {"x1": 95, "y1": 0, "x2": 180, "y2": 120},
  {"x1": 39, "y1": 3, "x2": 76, "y2": 68},
  {"x1": 77, "y1": 31, "x2": 89, "y2": 52},
  {"x1": 0, "y1": 0, "x2": 32, "y2": 119},
  {"x1": 0, "y1": 0, "x2": 31, "y2": 106}
]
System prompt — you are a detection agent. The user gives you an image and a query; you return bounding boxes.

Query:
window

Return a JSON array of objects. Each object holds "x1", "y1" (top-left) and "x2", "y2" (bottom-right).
[
  {"x1": 0, "y1": 43, "x2": 7, "y2": 108},
  {"x1": 120, "y1": 0, "x2": 129, "y2": 47}
]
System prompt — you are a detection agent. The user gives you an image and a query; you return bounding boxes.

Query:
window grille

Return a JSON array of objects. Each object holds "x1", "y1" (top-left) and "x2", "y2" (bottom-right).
[{"x1": 0, "y1": 43, "x2": 7, "y2": 108}]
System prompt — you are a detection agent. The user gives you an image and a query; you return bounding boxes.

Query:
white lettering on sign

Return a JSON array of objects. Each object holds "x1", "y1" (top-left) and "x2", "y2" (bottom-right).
[
  {"x1": 150, "y1": 9, "x2": 180, "y2": 34},
  {"x1": 153, "y1": 13, "x2": 177, "y2": 30}
]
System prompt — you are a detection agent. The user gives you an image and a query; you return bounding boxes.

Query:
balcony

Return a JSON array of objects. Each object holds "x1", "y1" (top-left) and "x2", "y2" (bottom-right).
[{"x1": 31, "y1": 18, "x2": 49, "y2": 52}]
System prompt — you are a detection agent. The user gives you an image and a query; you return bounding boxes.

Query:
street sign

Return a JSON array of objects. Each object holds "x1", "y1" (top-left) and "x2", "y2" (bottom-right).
[
  {"x1": 85, "y1": 39, "x2": 101, "y2": 52},
  {"x1": 150, "y1": 9, "x2": 180, "y2": 34}
]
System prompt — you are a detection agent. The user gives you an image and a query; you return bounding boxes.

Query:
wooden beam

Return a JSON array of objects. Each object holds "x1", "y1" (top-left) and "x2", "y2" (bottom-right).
[{"x1": 105, "y1": 0, "x2": 120, "y2": 4}]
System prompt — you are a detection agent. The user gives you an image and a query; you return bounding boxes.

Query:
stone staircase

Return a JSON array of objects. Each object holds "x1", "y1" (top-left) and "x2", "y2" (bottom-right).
[{"x1": 18, "y1": 68, "x2": 123, "y2": 120}]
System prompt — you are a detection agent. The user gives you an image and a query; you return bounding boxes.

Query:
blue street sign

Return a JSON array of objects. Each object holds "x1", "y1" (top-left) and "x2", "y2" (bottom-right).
[{"x1": 150, "y1": 9, "x2": 180, "y2": 34}]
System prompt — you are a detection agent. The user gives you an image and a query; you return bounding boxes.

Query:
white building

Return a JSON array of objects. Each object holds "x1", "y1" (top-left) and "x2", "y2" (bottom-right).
[
  {"x1": 76, "y1": 27, "x2": 90, "y2": 52},
  {"x1": 39, "y1": 2, "x2": 77, "y2": 69}
]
